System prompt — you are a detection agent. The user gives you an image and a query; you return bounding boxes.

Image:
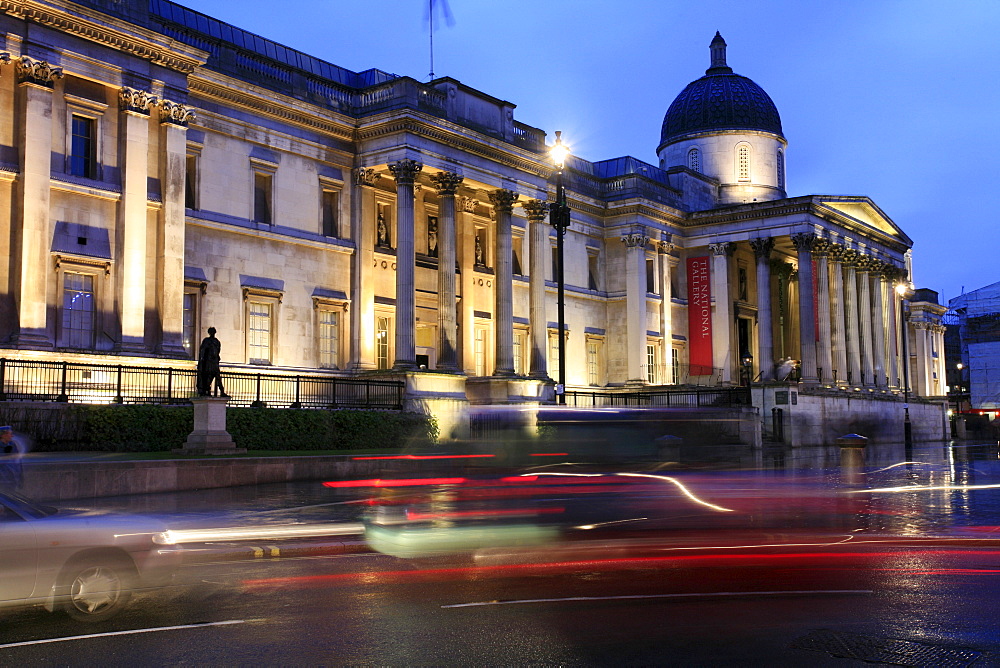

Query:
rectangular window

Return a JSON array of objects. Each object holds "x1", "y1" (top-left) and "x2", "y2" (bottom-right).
[
  {"x1": 587, "y1": 340, "x2": 601, "y2": 386},
  {"x1": 254, "y1": 172, "x2": 273, "y2": 224},
  {"x1": 70, "y1": 115, "x2": 96, "y2": 178},
  {"x1": 376, "y1": 316, "x2": 391, "y2": 369},
  {"x1": 672, "y1": 347, "x2": 680, "y2": 385},
  {"x1": 549, "y1": 332, "x2": 561, "y2": 378},
  {"x1": 646, "y1": 258, "x2": 656, "y2": 294},
  {"x1": 474, "y1": 327, "x2": 487, "y2": 376},
  {"x1": 63, "y1": 272, "x2": 96, "y2": 349},
  {"x1": 646, "y1": 344, "x2": 658, "y2": 384},
  {"x1": 512, "y1": 236, "x2": 523, "y2": 275},
  {"x1": 588, "y1": 253, "x2": 599, "y2": 291},
  {"x1": 513, "y1": 329, "x2": 527, "y2": 375},
  {"x1": 318, "y1": 309, "x2": 339, "y2": 368},
  {"x1": 185, "y1": 154, "x2": 199, "y2": 209},
  {"x1": 248, "y1": 301, "x2": 272, "y2": 364},
  {"x1": 321, "y1": 189, "x2": 339, "y2": 237},
  {"x1": 182, "y1": 292, "x2": 197, "y2": 358}
]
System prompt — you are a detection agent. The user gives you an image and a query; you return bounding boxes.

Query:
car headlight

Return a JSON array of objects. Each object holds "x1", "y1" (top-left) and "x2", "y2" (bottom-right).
[{"x1": 152, "y1": 530, "x2": 177, "y2": 545}]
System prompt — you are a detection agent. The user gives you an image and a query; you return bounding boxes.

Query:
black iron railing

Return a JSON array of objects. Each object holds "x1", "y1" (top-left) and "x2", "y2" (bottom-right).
[
  {"x1": 0, "y1": 358, "x2": 404, "y2": 410},
  {"x1": 563, "y1": 386, "x2": 750, "y2": 408}
]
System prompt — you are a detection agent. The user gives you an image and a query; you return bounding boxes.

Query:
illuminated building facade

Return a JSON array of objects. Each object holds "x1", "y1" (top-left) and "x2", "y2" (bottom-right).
[{"x1": 0, "y1": 3, "x2": 946, "y2": 442}]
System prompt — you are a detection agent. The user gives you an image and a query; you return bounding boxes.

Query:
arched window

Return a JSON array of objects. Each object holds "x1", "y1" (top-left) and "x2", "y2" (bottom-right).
[
  {"x1": 687, "y1": 147, "x2": 700, "y2": 173},
  {"x1": 737, "y1": 144, "x2": 751, "y2": 182},
  {"x1": 777, "y1": 149, "x2": 785, "y2": 189}
]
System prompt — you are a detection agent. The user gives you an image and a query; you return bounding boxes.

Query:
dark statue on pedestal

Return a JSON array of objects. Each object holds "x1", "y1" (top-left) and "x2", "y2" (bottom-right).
[{"x1": 197, "y1": 327, "x2": 227, "y2": 397}]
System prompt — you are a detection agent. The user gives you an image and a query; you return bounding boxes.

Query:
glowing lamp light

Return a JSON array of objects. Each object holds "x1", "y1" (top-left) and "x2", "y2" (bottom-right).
[{"x1": 550, "y1": 130, "x2": 570, "y2": 168}]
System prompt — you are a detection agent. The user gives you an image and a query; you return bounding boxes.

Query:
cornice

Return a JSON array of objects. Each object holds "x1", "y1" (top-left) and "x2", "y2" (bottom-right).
[
  {"x1": 188, "y1": 76, "x2": 354, "y2": 142},
  {"x1": 1, "y1": 0, "x2": 207, "y2": 73},
  {"x1": 356, "y1": 116, "x2": 550, "y2": 178}
]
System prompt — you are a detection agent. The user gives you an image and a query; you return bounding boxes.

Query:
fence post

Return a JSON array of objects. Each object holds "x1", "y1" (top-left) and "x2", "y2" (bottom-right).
[
  {"x1": 330, "y1": 378, "x2": 338, "y2": 409},
  {"x1": 115, "y1": 365, "x2": 124, "y2": 404},
  {"x1": 252, "y1": 373, "x2": 265, "y2": 408},
  {"x1": 57, "y1": 361, "x2": 69, "y2": 402},
  {"x1": 290, "y1": 375, "x2": 301, "y2": 409},
  {"x1": 167, "y1": 368, "x2": 173, "y2": 402},
  {"x1": 0, "y1": 358, "x2": 5, "y2": 401}
]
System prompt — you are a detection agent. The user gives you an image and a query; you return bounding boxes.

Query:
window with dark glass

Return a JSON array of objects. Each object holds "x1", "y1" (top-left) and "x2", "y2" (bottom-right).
[
  {"x1": 70, "y1": 115, "x2": 96, "y2": 178},
  {"x1": 588, "y1": 254, "x2": 599, "y2": 290},
  {"x1": 63, "y1": 272, "x2": 96, "y2": 349},
  {"x1": 253, "y1": 172, "x2": 273, "y2": 224},
  {"x1": 646, "y1": 258, "x2": 656, "y2": 293},
  {"x1": 322, "y1": 190, "x2": 339, "y2": 237},
  {"x1": 185, "y1": 154, "x2": 199, "y2": 209}
]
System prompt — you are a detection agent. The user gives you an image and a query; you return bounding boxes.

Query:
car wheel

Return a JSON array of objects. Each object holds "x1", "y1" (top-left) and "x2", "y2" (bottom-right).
[{"x1": 61, "y1": 557, "x2": 135, "y2": 622}]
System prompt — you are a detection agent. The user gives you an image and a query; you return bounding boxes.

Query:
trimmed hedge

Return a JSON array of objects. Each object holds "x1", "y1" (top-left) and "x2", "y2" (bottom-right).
[{"x1": 63, "y1": 404, "x2": 437, "y2": 452}]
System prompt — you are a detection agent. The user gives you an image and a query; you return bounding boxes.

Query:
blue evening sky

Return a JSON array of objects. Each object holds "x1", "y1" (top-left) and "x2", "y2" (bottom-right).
[{"x1": 181, "y1": 0, "x2": 1000, "y2": 307}]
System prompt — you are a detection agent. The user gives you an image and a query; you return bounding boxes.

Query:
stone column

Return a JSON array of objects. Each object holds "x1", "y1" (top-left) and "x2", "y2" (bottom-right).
[
  {"x1": 828, "y1": 245, "x2": 849, "y2": 387},
  {"x1": 156, "y1": 98, "x2": 194, "y2": 356},
  {"x1": 488, "y1": 189, "x2": 519, "y2": 376},
  {"x1": 625, "y1": 231, "x2": 651, "y2": 384},
  {"x1": 709, "y1": 242, "x2": 735, "y2": 383},
  {"x1": 13, "y1": 57, "x2": 62, "y2": 348},
  {"x1": 749, "y1": 237, "x2": 774, "y2": 381},
  {"x1": 349, "y1": 168, "x2": 380, "y2": 371},
  {"x1": 843, "y1": 250, "x2": 863, "y2": 387},
  {"x1": 458, "y1": 195, "x2": 479, "y2": 374},
  {"x1": 913, "y1": 322, "x2": 930, "y2": 396},
  {"x1": 885, "y1": 269, "x2": 900, "y2": 390},
  {"x1": 117, "y1": 87, "x2": 157, "y2": 352},
  {"x1": 871, "y1": 263, "x2": 888, "y2": 388},
  {"x1": 658, "y1": 238, "x2": 676, "y2": 381},
  {"x1": 429, "y1": 171, "x2": 463, "y2": 370},
  {"x1": 523, "y1": 199, "x2": 550, "y2": 379},
  {"x1": 388, "y1": 159, "x2": 422, "y2": 370},
  {"x1": 814, "y1": 240, "x2": 833, "y2": 384},
  {"x1": 856, "y1": 256, "x2": 876, "y2": 388},
  {"x1": 791, "y1": 233, "x2": 818, "y2": 384}
]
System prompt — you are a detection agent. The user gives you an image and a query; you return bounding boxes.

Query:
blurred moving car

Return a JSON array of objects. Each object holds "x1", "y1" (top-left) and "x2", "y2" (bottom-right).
[{"x1": 0, "y1": 490, "x2": 183, "y2": 622}]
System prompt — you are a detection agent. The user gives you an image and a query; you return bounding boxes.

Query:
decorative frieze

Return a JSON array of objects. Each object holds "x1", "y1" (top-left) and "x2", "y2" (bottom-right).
[
  {"x1": 160, "y1": 99, "x2": 196, "y2": 126},
  {"x1": 16, "y1": 56, "x2": 63, "y2": 88},
  {"x1": 388, "y1": 159, "x2": 423, "y2": 186},
  {"x1": 119, "y1": 86, "x2": 157, "y2": 115},
  {"x1": 354, "y1": 167, "x2": 381, "y2": 188},
  {"x1": 429, "y1": 171, "x2": 463, "y2": 196},
  {"x1": 487, "y1": 189, "x2": 519, "y2": 213}
]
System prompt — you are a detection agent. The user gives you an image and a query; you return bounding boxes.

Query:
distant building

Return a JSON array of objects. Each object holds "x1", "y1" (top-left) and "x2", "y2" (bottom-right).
[
  {"x1": 0, "y1": 3, "x2": 946, "y2": 443},
  {"x1": 949, "y1": 282, "x2": 1000, "y2": 411}
]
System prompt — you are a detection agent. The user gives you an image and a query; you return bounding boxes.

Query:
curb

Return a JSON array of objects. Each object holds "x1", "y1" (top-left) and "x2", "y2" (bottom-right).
[{"x1": 180, "y1": 538, "x2": 369, "y2": 564}]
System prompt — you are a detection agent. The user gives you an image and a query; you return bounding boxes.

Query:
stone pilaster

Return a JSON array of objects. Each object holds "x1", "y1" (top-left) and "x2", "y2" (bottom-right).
[
  {"x1": 523, "y1": 199, "x2": 550, "y2": 379},
  {"x1": 791, "y1": 233, "x2": 819, "y2": 384},
  {"x1": 117, "y1": 87, "x2": 157, "y2": 352},
  {"x1": 842, "y1": 249, "x2": 863, "y2": 387},
  {"x1": 749, "y1": 237, "x2": 774, "y2": 381},
  {"x1": 871, "y1": 263, "x2": 888, "y2": 388},
  {"x1": 827, "y1": 244, "x2": 849, "y2": 387},
  {"x1": 709, "y1": 241, "x2": 735, "y2": 383},
  {"x1": 658, "y1": 237, "x2": 676, "y2": 382},
  {"x1": 488, "y1": 189, "x2": 519, "y2": 376},
  {"x1": 885, "y1": 268, "x2": 901, "y2": 390},
  {"x1": 624, "y1": 231, "x2": 651, "y2": 384},
  {"x1": 157, "y1": 96, "x2": 190, "y2": 355},
  {"x1": 856, "y1": 255, "x2": 876, "y2": 388},
  {"x1": 388, "y1": 159, "x2": 422, "y2": 369},
  {"x1": 813, "y1": 240, "x2": 833, "y2": 384},
  {"x1": 429, "y1": 171, "x2": 463, "y2": 370},
  {"x1": 349, "y1": 167, "x2": 381, "y2": 371},
  {"x1": 12, "y1": 57, "x2": 62, "y2": 348}
]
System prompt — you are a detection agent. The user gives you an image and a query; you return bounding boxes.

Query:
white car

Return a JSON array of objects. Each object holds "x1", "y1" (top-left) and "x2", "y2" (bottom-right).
[{"x1": 0, "y1": 490, "x2": 183, "y2": 622}]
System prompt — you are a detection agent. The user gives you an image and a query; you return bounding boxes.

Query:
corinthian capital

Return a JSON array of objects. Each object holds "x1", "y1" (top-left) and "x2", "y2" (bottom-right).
[
  {"x1": 709, "y1": 241, "x2": 735, "y2": 257},
  {"x1": 429, "y1": 171, "x2": 463, "y2": 196},
  {"x1": 487, "y1": 189, "x2": 519, "y2": 213},
  {"x1": 16, "y1": 56, "x2": 63, "y2": 88},
  {"x1": 388, "y1": 159, "x2": 423, "y2": 186},
  {"x1": 521, "y1": 199, "x2": 549, "y2": 221},
  {"x1": 354, "y1": 167, "x2": 381, "y2": 188},
  {"x1": 0, "y1": 53, "x2": 10, "y2": 66},
  {"x1": 160, "y1": 99, "x2": 196, "y2": 126},
  {"x1": 119, "y1": 86, "x2": 158, "y2": 115},
  {"x1": 621, "y1": 231, "x2": 649, "y2": 249},
  {"x1": 749, "y1": 237, "x2": 774, "y2": 260},
  {"x1": 790, "y1": 232, "x2": 817, "y2": 252}
]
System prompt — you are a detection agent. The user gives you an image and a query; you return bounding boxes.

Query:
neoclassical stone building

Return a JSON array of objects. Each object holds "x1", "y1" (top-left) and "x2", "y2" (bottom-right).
[{"x1": 0, "y1": 2, "x2": 946, "y2": 441}]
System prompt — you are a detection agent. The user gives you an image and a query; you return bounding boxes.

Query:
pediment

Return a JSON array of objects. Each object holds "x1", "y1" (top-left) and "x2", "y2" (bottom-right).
[{"x1": 819, "y1": 200, "x2": 901, "y2": 238}]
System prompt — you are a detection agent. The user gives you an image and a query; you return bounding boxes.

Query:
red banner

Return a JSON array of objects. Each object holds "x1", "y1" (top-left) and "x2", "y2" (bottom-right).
[{"x1": 687, "y1": 256, "x2": 713, "y2": 375}]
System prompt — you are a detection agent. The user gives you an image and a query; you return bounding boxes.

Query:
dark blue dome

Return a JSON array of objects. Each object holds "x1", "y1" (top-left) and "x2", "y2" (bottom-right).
[{"x1": 659, "y1": 34, "x2": 783, "y2": 150}]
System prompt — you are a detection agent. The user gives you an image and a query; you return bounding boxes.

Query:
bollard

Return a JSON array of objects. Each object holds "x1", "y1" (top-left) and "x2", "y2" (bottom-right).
[{"x1": 837, "y1": 433, "x2": 867, "y2": 485}]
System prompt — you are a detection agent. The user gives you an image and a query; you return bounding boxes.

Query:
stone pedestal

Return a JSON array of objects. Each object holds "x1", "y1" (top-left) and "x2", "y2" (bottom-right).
[{"x1": 176, "y1": 397, "x2": 245, "y2": 455}]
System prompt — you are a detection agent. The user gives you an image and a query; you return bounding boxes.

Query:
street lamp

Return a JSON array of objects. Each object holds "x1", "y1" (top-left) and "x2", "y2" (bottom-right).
[
  {"x1": 549, "y1": 131, "x2": 571, "y2": 405},
  {"x1": 896, "y1": 281, "x2": 915, "y2": 454},
  {"x1": 741, "y1": 350, "x2": 754, "y2": 402}
]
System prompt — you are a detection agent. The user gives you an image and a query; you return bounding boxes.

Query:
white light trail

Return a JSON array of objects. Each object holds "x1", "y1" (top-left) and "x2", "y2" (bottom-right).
[{"x1": 0, "y1": 620, "x2": 248, "y2": 649}]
